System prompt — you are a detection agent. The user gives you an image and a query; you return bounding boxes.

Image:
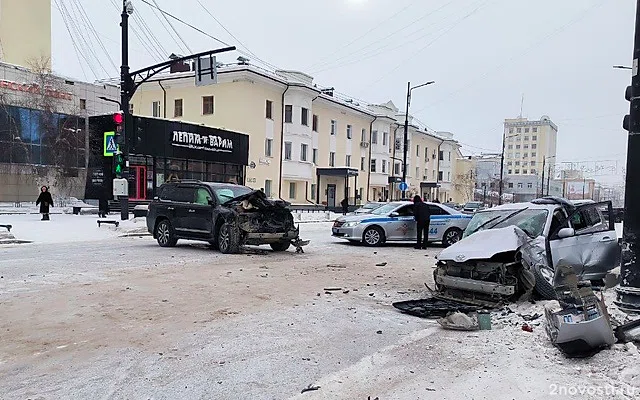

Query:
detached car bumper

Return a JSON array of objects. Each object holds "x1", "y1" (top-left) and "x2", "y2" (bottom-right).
[{"x1": 244, "y1": 229, "x2": 300, "y2": 244}]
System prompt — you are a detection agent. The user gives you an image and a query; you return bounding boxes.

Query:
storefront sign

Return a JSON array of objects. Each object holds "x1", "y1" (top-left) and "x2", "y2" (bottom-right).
[
  {"x1": 171, "y1": 130, "x2": 234, "y2": 153},
  {"x1": 0, "y1": 79, "x2": 73, "y2": 100}
]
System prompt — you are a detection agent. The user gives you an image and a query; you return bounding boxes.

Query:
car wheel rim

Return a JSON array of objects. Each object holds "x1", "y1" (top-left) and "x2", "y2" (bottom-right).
[
  {"x1": 446, "y1": 230, "x2": 460, "y2": 244},
  {"x1": 540, "y1": 267, "x2": 554, "y2": 285},
  {"x1": 158, "y1": 223, "x2": 169, "y2": 245},
  {"x1": 365, "y1": 229, "x2": 380, "y2": 245},
  {"x1": 220, "y1": 227, "x2": 229, "y2": 250}
]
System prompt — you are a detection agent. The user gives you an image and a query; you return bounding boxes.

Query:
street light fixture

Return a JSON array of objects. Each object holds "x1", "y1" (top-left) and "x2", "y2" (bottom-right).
[
  {"x1": 99, "y1": 96, "x2": 121, "y2": 107},
  {"x1": 402, "y1": 80, "x2": 435, "y2": 199},
  {"x1": 614, "y1": 65, "x2": 633, "y2": 70}
]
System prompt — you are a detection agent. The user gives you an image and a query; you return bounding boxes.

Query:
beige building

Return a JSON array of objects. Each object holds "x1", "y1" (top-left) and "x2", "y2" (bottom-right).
[
  {"x1": 131, "y1": 62, "x2": 470, "y2": 206},
  {"x1": 503, "y1": 115, "x2": 558, "y2": 180},
  {"x1": 0, "y1": 0, "x2": 52, "y2": 69}
]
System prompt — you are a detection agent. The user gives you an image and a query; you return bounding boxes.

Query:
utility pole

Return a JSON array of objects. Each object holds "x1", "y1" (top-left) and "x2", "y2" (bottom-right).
[
  {"x1": 119, "y1": 0, "x2": 133, "y2": 221},
  {"x1": 546, "y1": 162, "x2": 551, "y2": 196},
  {"x1": 617, "y1": 0, "x2": 640, "y2": 313},
  {"x1": 541, "y1": 157, "x2": 546, "y2": 198},
  {"x1": 498, "y1": 131, "x2": 506, "y2": 205}
]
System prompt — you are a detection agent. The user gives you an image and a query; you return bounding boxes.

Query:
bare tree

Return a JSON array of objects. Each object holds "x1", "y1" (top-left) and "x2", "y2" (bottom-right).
[{"x1": 453, "y1": 171, "x2": 475, "y2": 203}]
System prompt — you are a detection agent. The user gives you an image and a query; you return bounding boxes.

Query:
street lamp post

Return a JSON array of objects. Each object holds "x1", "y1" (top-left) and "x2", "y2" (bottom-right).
[{"x1": 402, "y1": 80, "x2": 435, "y2": 199}]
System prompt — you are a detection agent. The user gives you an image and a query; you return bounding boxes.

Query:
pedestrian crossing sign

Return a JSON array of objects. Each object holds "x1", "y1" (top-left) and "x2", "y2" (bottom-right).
[{"x1": 103, "y1": 131, "x2": 118, "y2": 157}]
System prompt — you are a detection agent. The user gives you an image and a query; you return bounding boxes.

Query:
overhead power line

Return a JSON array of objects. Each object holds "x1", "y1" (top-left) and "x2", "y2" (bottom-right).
[{"x1": 148, "y1": 0, "x2": 192, "y2": 53}]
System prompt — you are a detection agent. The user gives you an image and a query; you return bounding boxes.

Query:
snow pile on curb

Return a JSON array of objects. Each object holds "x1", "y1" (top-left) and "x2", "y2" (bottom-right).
[{"x1": 291, "y1": 211, "x2": 340, "y2": 223}]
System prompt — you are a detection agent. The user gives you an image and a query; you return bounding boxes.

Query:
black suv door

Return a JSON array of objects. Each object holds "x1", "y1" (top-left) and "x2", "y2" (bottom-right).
[{"x1": 185, "y1": 186, "x2": 215, "y2": 238}]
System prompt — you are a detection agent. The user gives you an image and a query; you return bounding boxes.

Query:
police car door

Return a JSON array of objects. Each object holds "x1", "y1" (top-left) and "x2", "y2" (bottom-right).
[
  {"x1": 427, "y1": 204, "x2": 449, "y2": 241},
  {"x1": 387, "y1": 204, "x2": 416, "y2": 241}
]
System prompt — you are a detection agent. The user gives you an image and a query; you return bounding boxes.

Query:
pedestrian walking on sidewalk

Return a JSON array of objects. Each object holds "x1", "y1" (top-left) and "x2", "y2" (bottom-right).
[
  {"x1": 413, "y1": 195, "x2": 431, "y2": 249},
  {"x1": 36, "y1": 186, "x2": 54, "y2": 221},
  {"x1": 341, "y1": 197, "x2": 349, "y2": 215}
]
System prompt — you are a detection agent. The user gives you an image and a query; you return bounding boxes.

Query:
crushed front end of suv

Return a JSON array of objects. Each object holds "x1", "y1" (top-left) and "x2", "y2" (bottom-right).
[
  {"x1": 147, "y1": 181, "x2": 308, "y2": 253},
  {"x1": 434, "y1": 197, "x2": 620, "y2": 307}
]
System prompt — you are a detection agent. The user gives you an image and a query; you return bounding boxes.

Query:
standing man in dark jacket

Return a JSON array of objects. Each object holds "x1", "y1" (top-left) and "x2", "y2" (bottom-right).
[
  {"x1": 36, "y1": 186, "x2": 54, "y2": 221},
  {"x1": 413, "y1": 195, "x2": 431, "y2": 249},
  {"x1": 340, "y1": 197, "x2": 349, "y2": 215}
]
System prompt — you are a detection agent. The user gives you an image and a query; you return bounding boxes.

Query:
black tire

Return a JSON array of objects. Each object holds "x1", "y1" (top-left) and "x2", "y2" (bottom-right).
[
  {"x1": 155, "y1": 219, "x2": 177, "y2": 247},
  {"x1": 442, "y1": 228, "x2": 462, "y2": 247},
  {"x1": 270, "y1": 241, "x2": 291, "y2": 252},
  {"x1": 218, "y1": 222, "x2": 241, "y2": 254},
  {"x1": 362, "y1": 226, "x2": 384, "y2": 246},
  {"x1": 533, "y1": 264, "x2": 557, "y2": 300}
]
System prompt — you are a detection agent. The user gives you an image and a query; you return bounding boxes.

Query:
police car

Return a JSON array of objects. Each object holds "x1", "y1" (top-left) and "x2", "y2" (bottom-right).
[{"x1": 332, "y1": 201, "x2": 473, "y2": 247}]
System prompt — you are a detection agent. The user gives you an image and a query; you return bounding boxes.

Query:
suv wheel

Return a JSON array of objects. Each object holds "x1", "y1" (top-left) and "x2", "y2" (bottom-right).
[
  {"x1": 533, "y1": 264, "x2": 557, "y2": 300},
  {"x1": 270, "y1": 241, "x2": 291, "y2": 252},
  {"x1": 156, "y1": 220, "x2": 177, "y2": 247},
  {"x1": 218, "y1": 222, "x2": 241, "y2": 254}
]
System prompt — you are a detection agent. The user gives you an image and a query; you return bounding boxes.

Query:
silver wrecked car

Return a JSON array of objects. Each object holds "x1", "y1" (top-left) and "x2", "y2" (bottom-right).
[
  {"x1": 435, "y1": 197, "x2": 621, "y2": 306},
  {"x1": 332, "y1": 201, "x2": 472, "y2": 247}
]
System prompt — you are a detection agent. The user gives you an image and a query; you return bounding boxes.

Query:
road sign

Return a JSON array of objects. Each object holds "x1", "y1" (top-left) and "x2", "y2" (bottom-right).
[
  {"x1": 103, "y1": 131, "x2": 118, "y2": 157},
  {"x1": 399, "y1": 182, "x2": 408, "y2": 191},
  {"x1": 195, "y1": 55, "x2": 218, "y2": 86}
]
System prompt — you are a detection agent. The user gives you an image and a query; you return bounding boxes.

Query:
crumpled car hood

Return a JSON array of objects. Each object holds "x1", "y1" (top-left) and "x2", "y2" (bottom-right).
[
  {"x1": 437, "y1": 226, "x2": 532, "y2": 263},
  {"x1": 224, "y1": 190, "x2": 290, "y2": 209}
]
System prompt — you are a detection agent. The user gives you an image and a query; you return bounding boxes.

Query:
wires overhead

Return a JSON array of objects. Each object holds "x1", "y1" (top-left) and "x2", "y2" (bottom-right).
[{"x1": 148, "y1": 0, "x2": 192, "y2": 53}]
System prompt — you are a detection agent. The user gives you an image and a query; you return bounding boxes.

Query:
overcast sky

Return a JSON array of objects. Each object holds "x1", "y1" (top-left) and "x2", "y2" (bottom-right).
[{"x1": 51, "y1": 0, "x2": 634, "y2": 183}]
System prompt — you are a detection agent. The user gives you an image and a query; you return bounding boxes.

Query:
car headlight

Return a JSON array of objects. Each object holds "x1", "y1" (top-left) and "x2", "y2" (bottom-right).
[{"x1": 343, "y1": 221, "x2": 360, "y2": 227}]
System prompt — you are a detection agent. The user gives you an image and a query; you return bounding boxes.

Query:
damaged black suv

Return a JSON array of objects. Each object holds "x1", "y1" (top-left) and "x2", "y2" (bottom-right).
[{"x1": 146, "y1": 180, "x2": 306, "y2": 253}]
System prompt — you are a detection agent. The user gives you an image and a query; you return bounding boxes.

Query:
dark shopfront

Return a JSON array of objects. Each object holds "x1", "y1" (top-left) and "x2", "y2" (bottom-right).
[{"x1": 85, "y1": 115, "x2": 249, "y2": 202}]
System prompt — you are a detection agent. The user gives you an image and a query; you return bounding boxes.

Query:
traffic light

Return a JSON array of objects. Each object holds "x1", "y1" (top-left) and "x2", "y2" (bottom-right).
[
  {"x1": 114, "y1": 152, "x2": 125, "y2": 178},
  {"x1": 113, "y1": 112, "x2": 125, "y2": 145},
  {"x1": 624, "y1": 86, "x2": 636, "y2": 132}
]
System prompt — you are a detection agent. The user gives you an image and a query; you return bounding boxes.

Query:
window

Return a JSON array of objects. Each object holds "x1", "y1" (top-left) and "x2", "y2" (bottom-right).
[
  {"x1": 361, "y1": 157, "x2": 366, "y2": 171},
  {"x1": 300, "y1": 143, "x2": 308, "y2": 161},
  {"x1": 265, "y1": 138, "x2": 273, "y2": 157},
  {"x1": 361, "y1": 128, "x2": 367, "y2": 142},
  {"x1": 264, "y1": 180, "x2": 272, "y2": 197},
  {"x1": 313, "y1": 149, "x2": 318, "y2": 164},
  {"x1": 508, "y1": 153, "x2": 513, "y2": 158},
  {"x1": 532, "y1": 135, "x2": 537, "y2": 141},
  {"x1": 439, "y1": 151, "x2": 444, "y2": 161},
  {"x1": 330, "y1": 120, "x2": 337, "y2": 135},
  {"x1": 381, "y1": 160, "x2": 386, "y2": 173},
  {"x1": 517, "y1": 128, "x2": 522, "y2": 133},
  {"x1": 265, "y1": 100, "x2": 273, "y2": 119},
  {"x1": 415, "y1": 167, "x2": 419, "y2": 177},
  {"x1": 515, "y1": 152, "x2": 521, "y2": 158},
  {"x1": 329, "y1": 152, "x2": 335, "y2": 167},
  {"x1": 447, "y1": 171, "x2": 451, "y2": 181},
  {"x1": 438, "y1": 171, "x2": 443, "y2": 181},
  {"x1": 174, "y1": 99, "x2": 183, "y2": 117},
  {"x1": 129, "y1": 103, "x2": 134, "y2": 114},
  {"x1": 347, "y1": 124, "x2": 352, "y2": 139},
  {"x1": 372, "y1": 130, "x2": 378, "y2": 144},
  {"x1": 370, "y1": 159, "x2": 377, "y2": 173},
  {"x1": 383, "y1": 132, "x2": 388, "y2": 146},
  {"x1": 531, "y1": 144, "x2": 537, "y2": 149},
  {"x1": 289, "y1": 182, "x2": 296, "y2": 199},
  {"x1": 448, "y1": 152, "x2": 451, "y2": 161},
  {"x1": 524, "y1": 144, "x2": 529, "y2": 149},
  {"x1": 522, "y1": 169, "x2": 528, "y2": 174},
  {"x1": 508, "y1": 169, "x2": 513, "y2": 174},
  {"x1": 312, "y1": 115, "x2": 318, "y2": 132},
  {"x1": 522, "y1": 161, "x2": 528, "y2": 166},
  {"x1": 509, "y1": 128, "x2": 514, "y2": 133},
  {"x1": 79, "y1": 98, "x2": 86, "y2": 110},
  {"x1": 284, "y1": 142, "x2": 292, "y2": 160},
  {"x1": 530, "y1": 161, "x2": 536, "y2": 166},
  {"x1": 515, "y1": 161, "x2": 520, "y2": 166},
  {"x1": 202, "y1": 96, "x2": 214, "y2": 115},
  {"x1": 284, "y1": 105, "x2": 293, "y2": 123},
  {"x1": 516, "y1": 145, "x2": 521, "y2": 149},
  {"x1": 515, "y1": 169, "x2": 520, "y2": 174},
  {"x1": 508, "y1": 145, "x2": 513, "y2": 150},
  {"x1": 395, "y1": 163, "x2": 401, "y2": 176},
  {"x1": 424, "y1": 148, "x2": 429, "y2": 161},
  {"x1": 533, "y1": 127, "x2": 538, "y2": 133},
  {"x1": 508, "y1": 183, "x2": 514, "y2": 188},
  {"x1": 301, "y1": 107, "x2": 309, "y2": 126},
  {"x1": 346, "y1": 155, "x2": 352, "y2": 166},
  {"x1": 518, "y1": 183, "x2": 523, "y2": 188},
  {"x1": 507, "y1": 161, "x2": 513, "y2": 166},
  {"x1": 311, "y1": 184, "x2": 317, "y2": 200},
  {"x1": 531, "y1": 152, "x2": 537, "y2": 157},
  {"x1": 525, "y1": 128, "x2": 530, "y2": 133},
  {"x1": 523, "y1": 153, "x2": 528, "y2": 158},
  {"x1": 416, "y1": 145, "x2": 420, "y2": 157},
  {"x1": 152, "y1": 101, "x2": 161, "y2": 117},
  {"x1": 530, "y1": 169, "x2": 537, "y2": 174},
  {"x1": 524, "y1": 136, "x2": 529, "y2": 141},
  {"x1": 528, "y1": 183, "x2": 533, "y2": 189}
]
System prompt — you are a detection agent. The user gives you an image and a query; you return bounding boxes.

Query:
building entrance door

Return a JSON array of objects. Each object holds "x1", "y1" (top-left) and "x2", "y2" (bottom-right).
[
  {"x1": 128, "y1": 166, "x2": 148, "y2": 200},
  {"x1": 327, "y1": 184, "x2": 336, "y2": 208}
]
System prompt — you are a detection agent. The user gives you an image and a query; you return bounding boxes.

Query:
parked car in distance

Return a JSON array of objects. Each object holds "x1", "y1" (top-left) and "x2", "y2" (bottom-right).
[
  {"x1": 332, "y1": 201, "x2": 472, "y2": 247},
  {"x1": 352, "y1": 202, "x2": 384, "y2": 215},
  {"x1": 146, "y1": 180, "x2": 306, "y2": 253},
  {"x1": 443, "y1": 202, "x2": 461, "y2": 210},
  {"x1": 435, "y1": 197, "x2": 620, "y2": 305},
  {"x1": 462, "y1": 201, "x2": 483, "y2": 214}
]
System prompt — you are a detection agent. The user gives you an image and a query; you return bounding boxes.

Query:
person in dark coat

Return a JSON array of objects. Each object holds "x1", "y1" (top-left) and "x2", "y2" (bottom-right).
[
  {"x1": 413, "y1": 195, "x2": 431, "y2": 249},
  {"x1": 36, "y1": 186, "x2": 53, "y2": 221},
  {"x1": 98, "y1": 187, "x2": 109, "y2": 218},
  {"x1": 341, "y1": 197, "x2": 349, "y2": 215}
]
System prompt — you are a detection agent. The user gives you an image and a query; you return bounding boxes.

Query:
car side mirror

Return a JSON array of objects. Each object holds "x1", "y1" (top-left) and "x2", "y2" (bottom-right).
[
  {"x1": 390, "y1": 212, "x2": 399, "y2": 217},
  {"x1": 557, "y1": 227, "x2": 575, "y2": 239}
]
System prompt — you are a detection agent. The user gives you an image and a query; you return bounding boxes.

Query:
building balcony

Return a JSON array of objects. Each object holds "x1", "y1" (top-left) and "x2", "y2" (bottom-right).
[{"x1": 282, "y1": 160, "x2": 314, "y2": 181}]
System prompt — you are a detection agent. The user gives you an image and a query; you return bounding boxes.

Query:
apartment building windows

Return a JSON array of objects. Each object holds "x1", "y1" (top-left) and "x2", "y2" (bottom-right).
[
  {"x1": 515, "y1": 161, "x2": 520, "y2": 166},
  {"x1": 152, "y1": 101, "x2": 161, "y2": 117},
  {"x1": 524, "y1": 136, "x2": 529, "y2": 141},
  {"x1": 515, "y1": 169, "x2": 520, "y2": 174},
  {"x1": 509, "y1": 128, "x2": 514, "y2": 133},
  {"x1": 370, "y1": 159, "x2": 377, "y2": 173},
  {"x1": 312, "y1": 115, "x2": 318, "y2": 132},
  {"x1": 515, "y1": 152, "x2": 521, "y2": 158},
  {"x1": 522, "y1": 169, "x2": 528, "y2": 174},
  {"x1": 530, "y1": 168, "x2": 537, "y2": 174},
  {"x1": 525, "y1": 128, "x2": 530, "y2": 133},
  {"x1": 532, "y1": 135, "x2": 537, "y2": 141},
  {"x1": 330, "y1": 120, "x2": 337, "y2": 135},
  {"x1": 383, "y1": 132, "x2": 388, "y2": 146},
  {"x1": 528, "y1": 183, "x2": 533, "y2": 189},
  {"x1": 361, "y1": 128, "x2": 366, "y2": 142},
  {"x1": 313, "y1": 149, "x2": 318, "y2": 165},
  {"x1": 301, "y1": 107, "x2": 309, "y2": 126},
  {"x1": 174, "y1": 99, "x2": 183, "y2": 117},
  {"x1": 531, "y1": 144, "x2": 537, "y2": 149},
  {"x1": 289, "y1": 182, "x2": 296, "y2": 199},
  {"x1": 361, "y1": 157, "x2": 365, "y2": 171},
  {"x1": 508, "y1": 170, "x2": 513, "y2": 174},
  {"x1": 80, "y1": 98, "x2": 86, "y2": 110},
  {"x1": 372, "y1": 130, "x2": 378, "y2": 144},
  {"x1": 523, "y1": 153, "x2": 528, "y2": 158},
  {"x1": 448, "y1": 152, "x2": 451, "y2": 161},
  {"x1": 518, "y1": 182, "x2": 523, "y2": 188},
  {"x1": 346, "y1": 155, "x2": 351, "y2": 167},
  {"x1": 329, "y1": 152, "x2": 335, "y2": 167},
  {"x1": 424, "y1": 148, "x2": 429, "y2": 161},
  {"x1": 284, "y1": 142, "x2": 292, "y2": 160},
  {"x1": 264, "y1": 180, "x2": 272, "y2": 197},
  {"x1": 532, "y1": 128, "x2": 538, "y2": 133},
  {"x1": 509, "y1": 182, "x2": 514, "y2": 188},
  {"x1": 202, "y1": 96, "x2": 214, "y2": 115},
  {"x1": 439, "y1": 150, "x2": 444, "y2": 161},
  {"x1": 382, "y1": 160, "x2": 387, "y2": 173},
  {"x1": 300, "y1": 143, "x2": 308, "y2": 162},
  {"x1": 347, "y1": 124, "x2": 352, "y2": 139},
  {"x1": 395, "y1": 163, "x2": 401, "y2": 176},
  {"x1": 265, "y1": 100, "x2": 273, "y2": 119},
  {"x1": 284, "y1": 105, "x2": 293, "y2": 123},
  {"x1": 524, "y1": 144, "x2": 529, "y2": 149},
  {"x1": 516, "y1": 144, "x2": 521, "y2": 149},
  {"x1": 438, "y1": 171, "x2": 443, "y2": 181},
  {"x1": 447, "y1": 171, "x2": 451, "y2": 181},
  {"x1": 507, "y1": 161, "x2": 513, "y2": 166},
  {"x1": 416, "y1": 145, "x2": 420, "y2": 157},
  {"x1": 508, "y1": 145, "x2": 513, "y2": 150},
  {"x1": 517, "y1": 128, "x2": 522, "y2": 133},
  {"x1": 530, "y1": 161, "x2": 536, "y2": 166},
  {"x1": 531, "y1": 152, "x2": 537, "y2": 157},
  {"x1": 265, "y1": 138, "x2": 273, "y2": 157}
]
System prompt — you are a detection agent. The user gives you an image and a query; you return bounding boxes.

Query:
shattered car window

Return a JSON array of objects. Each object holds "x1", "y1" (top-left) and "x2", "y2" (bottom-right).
[
  {"x1": 464, "y1": 209, "x2": 549, "y2": 238},
  {"x1": 213, "y1": 185, "x2": 253, "y2": 204}
]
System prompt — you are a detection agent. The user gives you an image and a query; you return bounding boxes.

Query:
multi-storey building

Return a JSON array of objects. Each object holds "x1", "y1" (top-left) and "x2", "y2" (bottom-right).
[
  {"x1": 0, "y1": 0, "x2": 51, "y2": 68},
  {"x1": 503, "y1": 116, "x2": 558, "y2": 180},
  {"x1": 131, "y1": 62, "x2": 472, "y2": 206}
]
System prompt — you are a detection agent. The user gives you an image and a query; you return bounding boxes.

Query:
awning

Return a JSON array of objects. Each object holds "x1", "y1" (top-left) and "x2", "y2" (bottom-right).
[
  {"x1": 316, "y1": 167, "x2": 359, "y2": 177},
  {"x1": 420, "y1": 182, "x2": 441, "y2": 188}
]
